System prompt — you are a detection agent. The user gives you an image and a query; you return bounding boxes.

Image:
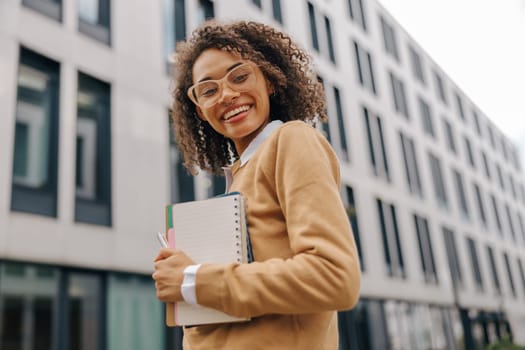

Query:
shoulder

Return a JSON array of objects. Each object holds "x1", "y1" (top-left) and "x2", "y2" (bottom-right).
[{"x1": 272, "y1": 120, "x2": 326, "y2": 144}]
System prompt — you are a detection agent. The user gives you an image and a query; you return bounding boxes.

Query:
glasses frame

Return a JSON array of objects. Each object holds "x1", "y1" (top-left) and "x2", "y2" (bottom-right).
[{"x1": 187, "y1": 62, "x2": 258, "y2": 108}]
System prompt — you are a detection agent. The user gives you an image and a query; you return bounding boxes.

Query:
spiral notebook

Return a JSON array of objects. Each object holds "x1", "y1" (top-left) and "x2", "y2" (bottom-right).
[{"x1": 164, "y1": 192, "x2": 252, "y2": 326}]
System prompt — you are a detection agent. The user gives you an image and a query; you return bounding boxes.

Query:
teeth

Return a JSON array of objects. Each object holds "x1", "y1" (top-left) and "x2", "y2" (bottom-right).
[{"x1": 223, "y1": 105, "x2": 250, "y2": 120}]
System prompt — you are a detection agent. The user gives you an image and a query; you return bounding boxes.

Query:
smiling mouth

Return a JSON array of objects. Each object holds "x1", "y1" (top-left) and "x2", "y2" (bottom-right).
[{"x1": 223, "y1": 105, "x2": 251, "y2": 120}]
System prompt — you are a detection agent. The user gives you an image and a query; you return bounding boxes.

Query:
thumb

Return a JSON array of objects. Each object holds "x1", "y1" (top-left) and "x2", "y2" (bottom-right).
[{"x1": 154, "y1": 248, "x2": 176, "y2": 262}]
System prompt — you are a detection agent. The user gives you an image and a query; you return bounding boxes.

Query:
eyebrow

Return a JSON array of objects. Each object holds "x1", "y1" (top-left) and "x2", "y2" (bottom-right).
[{"x1": 197, "y1": 62, "x2": 245, "y2": 83}]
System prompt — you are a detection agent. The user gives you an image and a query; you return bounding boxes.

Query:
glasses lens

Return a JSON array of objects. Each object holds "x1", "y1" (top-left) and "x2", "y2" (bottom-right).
[{"x1": 188, "y1": 64, "x2": 257, "y2": 108}]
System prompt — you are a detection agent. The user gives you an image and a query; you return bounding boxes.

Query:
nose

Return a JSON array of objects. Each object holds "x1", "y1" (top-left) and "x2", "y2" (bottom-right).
[{"x1": 217, "y1": 82, "x2": 240, "y2": 105}]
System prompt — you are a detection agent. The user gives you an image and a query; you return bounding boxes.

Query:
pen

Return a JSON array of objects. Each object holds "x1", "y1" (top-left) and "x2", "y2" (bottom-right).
[{"x1": 156, "y1": 231, "x2": 169, "y2": 248}]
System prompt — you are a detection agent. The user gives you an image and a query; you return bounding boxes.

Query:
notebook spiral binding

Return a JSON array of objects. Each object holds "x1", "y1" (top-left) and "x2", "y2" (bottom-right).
[{"x1": 234, "y1": 197, "x2": 242, "y2": 263}]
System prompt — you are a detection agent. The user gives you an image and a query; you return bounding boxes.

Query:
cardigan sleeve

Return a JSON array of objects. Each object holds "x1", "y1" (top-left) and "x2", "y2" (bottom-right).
[{"x1": 194, "y1": 122, "x2": 361, "y2": 318}]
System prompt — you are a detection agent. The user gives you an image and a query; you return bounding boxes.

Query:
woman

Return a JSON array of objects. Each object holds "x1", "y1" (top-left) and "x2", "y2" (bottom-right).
[{"x1": 153, "y1": 20, "x2": 360, "y2": 349}]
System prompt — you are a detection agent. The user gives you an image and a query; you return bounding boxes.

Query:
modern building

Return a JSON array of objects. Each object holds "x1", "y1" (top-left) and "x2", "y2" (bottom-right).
[{"x1": 1, "y1": 0, "x2": 524, "y2": 349}]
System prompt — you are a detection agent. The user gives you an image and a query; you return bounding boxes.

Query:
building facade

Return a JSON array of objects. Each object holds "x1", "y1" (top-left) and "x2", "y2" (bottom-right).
[{"x1": 1, "y1": 0, "x2": 524, "y2": 349}]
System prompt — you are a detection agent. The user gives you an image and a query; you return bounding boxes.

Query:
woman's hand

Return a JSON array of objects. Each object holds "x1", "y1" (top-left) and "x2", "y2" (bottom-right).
[{"x1": 152, "y1": 248, "x2": 195, "y2": 302}]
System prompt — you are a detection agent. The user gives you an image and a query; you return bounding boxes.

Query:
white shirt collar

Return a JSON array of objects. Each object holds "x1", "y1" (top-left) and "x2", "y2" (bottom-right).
[{"x1": 239, "y1": 120, "x2": 283, "y2": 166}]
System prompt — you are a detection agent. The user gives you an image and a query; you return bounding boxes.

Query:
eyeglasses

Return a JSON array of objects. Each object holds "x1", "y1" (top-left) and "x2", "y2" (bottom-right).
[{"x1": 187, "y1": 63, "x2": 258, "y2": 108}]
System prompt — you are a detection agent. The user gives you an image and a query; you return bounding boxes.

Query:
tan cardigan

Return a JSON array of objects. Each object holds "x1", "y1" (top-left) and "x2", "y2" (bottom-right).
[{"x1": 184, "y1": 121, "x2": 360, "y2": 349}]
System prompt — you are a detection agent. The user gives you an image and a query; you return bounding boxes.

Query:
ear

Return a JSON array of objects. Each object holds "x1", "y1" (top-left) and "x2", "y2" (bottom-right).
[{"x1": 266, "y1": 81, "x2": 274, "y2": 96}]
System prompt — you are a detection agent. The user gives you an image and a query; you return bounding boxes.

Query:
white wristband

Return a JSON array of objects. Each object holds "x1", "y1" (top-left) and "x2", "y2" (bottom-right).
[{"x1": 181, "y1": 264, "x2": 201, "y2": 305}]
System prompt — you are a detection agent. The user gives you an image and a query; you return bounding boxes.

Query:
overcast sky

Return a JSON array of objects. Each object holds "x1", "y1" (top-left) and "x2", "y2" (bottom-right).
[{"x1": 377, "y1": 0, "x2": 525, "y2": 159}]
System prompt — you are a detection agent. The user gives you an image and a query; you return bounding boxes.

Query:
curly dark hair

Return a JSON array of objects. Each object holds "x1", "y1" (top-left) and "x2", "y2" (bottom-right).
[{"x1": 171, "y1": 20, "x2": 327, "y2": 175}]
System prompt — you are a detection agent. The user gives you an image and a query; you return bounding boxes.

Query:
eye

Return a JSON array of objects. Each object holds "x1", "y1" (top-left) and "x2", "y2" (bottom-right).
[
  {"x1": 197, "y1": 83, "x2": 218, "y2": 98},
  {"x1": 231, "y1": 73, "x2": 250, "y2": 84}
]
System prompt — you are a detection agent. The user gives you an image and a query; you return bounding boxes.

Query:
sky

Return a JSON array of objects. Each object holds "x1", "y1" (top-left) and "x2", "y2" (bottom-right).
[{"x1": 377, "y1": 0, "x2": 525, "y2": 161}]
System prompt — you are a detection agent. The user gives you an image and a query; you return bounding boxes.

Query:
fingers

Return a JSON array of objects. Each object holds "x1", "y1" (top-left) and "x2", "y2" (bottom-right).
[{"x1": 154, "y1": 248, "x2": 178, "y2": 262}]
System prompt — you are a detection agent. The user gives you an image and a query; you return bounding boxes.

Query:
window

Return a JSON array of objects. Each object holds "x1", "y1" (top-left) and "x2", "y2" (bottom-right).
[
  {"x1": 463, "y1": 135, "x2": 475, "y2": 169},
  {"x1": 11, "y1": 47, "x2": 60, "y2": 217},
  {"x1": 22, "y1": 0, "x2": 62, "y2": 21},
  {"x1": 363, "y1": 107, "x2": 390, "y2": 181},
  {"x1": 503, "y1": 253, "x2": 517, "y2": 298},
  {"x1": 307, "y1": 2, "x2": 319, "y2": 52},
  {"x1": 169, "y1": 117, "x2": 195, "y2": 203},
  {"x1": 271, "y1": 0, "x2": 283, "y2": 24},
  {"x1": 490, "y1": 194, "x2": 503, "y2": 235},
  {"x1": 466, "y1": 237, "x2": 484, "y2": 291},
  {"x1": 196, "y1": 0, "x2": 214, "y2": 24},
  {"x1": 399, "y1": 132, "x2": 423, "y2": 196},
  {"x1": 481, "y1": 150, "x2": 491, "y2": 180},
  {"x1": 433, "y1": 70, "x2": 448, "y2": 106},
  {"x1": 352, "y1": 40, "x2": 377, "y2": 95},
  {"x1": 414, "y1": 214, "x2": 438, "y2": 284},
  {"x1": 454, "y1": 92, "x2": 466, "y2": 121},
  {"x1": 509, "y1": 174, "x2": 517, "y2": 199},
  {"x1": 418, "y1": 96, "x2": 435, "y2": 138},
  {"x1": 443, "y1": 227, "x2": 463, "y2": 287},
  {"x1": 486, "y1": 246, "x2": 501, "y2": 294},
  {"x1": 443, "y1": 119, "x2": 457, "y2": 155},
  {"x1": 409, "y1": 46, "x2": 426, "y2": 85},
  {"x1": 380, "y1": 15, "x2": 400, "y2": 61},
  {"x1": 317, "y1": 76, "x2": 331, "y2": 143},
  {"x1": 347, "y1": 0, "x2": 367, "y2": 31},
  {"x1": 487, "y1": 123, "x2": 496, "y2": 150},
  {"x1": 345, "y1": 186, "x2": 364, "y2": 270},
  {"x1": 389, "y1": 71, "x2": 410, "y2": 118},
  {"x1": 428, "y1": 152, "x2": 448, "y2": 208},
  {"x1": 517, "y1": 258, "x2": 525, "y2": 297},
  {"x1": 472, "y1": 109, "x2": 482, "y2": 137},
  {"x1": 472, "y1": 182, "x2": 487, "y2": 225},
  {"x1": 75, "y1": 72, "x2": 112, "y2": 226},
  {"x1": 452, "y1": 169, "x2": 469, "y2": 219},
  {"x1": 333, "y1": 86, "x2": 349, "y2": 161},
  {"x1": 251, "y1": 0, "x2": 262, "y2": 8},
  {"x1": 78, "y1": 0, "x2": 111, "y2": 44},
  {"x1": 377, "y1": 199, "x2": 405, "y2": 278},
  {"x1": 163, "y1": 0, "x2": 187, "y2": 71},
  {"x1": 323, "y1": 15, "x2": 336, "y2": 64},
  {"x1": 504, "y1": 204, "x2": 517, "y2": 242},
  {"x1": 495, "y1": 163, "x2": 505, "y2": 191},
  {"x1": 517, "y1": 212, "x2": 525, "y2": 243}
]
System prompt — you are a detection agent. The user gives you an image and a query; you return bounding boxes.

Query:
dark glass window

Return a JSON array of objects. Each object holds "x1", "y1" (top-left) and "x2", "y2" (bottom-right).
[
  {"x1": 414, "y1": 214, "x2": 438, "y2": 283},
  {"x1": 504, "y1": 204, "x2": 517, "y2": 242},
  {"x1": 481, "y1": 150, "x2": 491, "y2": 180},
  {"x1": 409, "y1": 46, "x2": 426, "y2": 85},
  {"x1": 197, "y1": 0, "x2": 214, "y2": 23},
  {"x1": 463, "y1": 135, "x2": 475, "y2": 168},
  {"x1": 443, "y1": 118, "x2": 457, "y2": 155},
  {"x1": 428, "y1": 152, "x2": 448, "y2": 208},
  {"x1": 271, "y1": 0, "x2": 283, "y2": 24},
  {"x1": 472, "y1": 109, "x2": 482, "y2": 137},
  {"x1": 75, "y1": 72, "x2": 112, "y2": 226},
  {"x1": 307, "y1": 2, "x2": 319, "y2": 52},
  {"x1": 495, "y1": 163, "x2": 505, "y2": 191},
  {"x1": 389, "y1": 71, "x2": 410, "y2": 119},
  {"x1": 353, "y1": 40, "x2": 377, "y2": 95},
  {"x1": 472, "y1": 182, "x2": 487, "y2": 225},
  {"x1": 490, "y1": 194, "x2": 503, "y2": 235},
  {"x1": 466, "y1": 237, "x2": 484, "y2": 290},
  {"x1": 380, "y1": 15, "x2": 400, "y2": 61},
  {"x1": 317, "y1": 76, "x2": 331, "y2": 143},
  {"x1": 347, "y1": 0, "x2": 367, "y2": 31},
  {"x1": 517, "y1": 212, "x2": 525, "y2": 243},
  {"x1": 442, "y1": 227, "x2": 463, "y2": 287},
  {"x1": 418, "y1": 96, "x2": 434, "y2": 138},
  {"x1": 452, "y1": 169, "x2": 469, "y2": 219},
  {"x1": 345, "y1": 186, "x2": 364, "y2": 270},
  {"x1": 399, "y1": 132, "x2": 423, "y2": 197},
  {"x1": 454, "y1": 92, "x2": 466, "y2": 121},
  {"x1": 517, "y1": 258, "x2": 525, "y2": 296},
  {"x1": 333, "y1": 86, "x2": 349, "y2": 161},
  {"x1": 363, "y1": 107, "x2": 390, "y2": 181},
  {"x1": 22, "y1": 0, "x2": 62, "y2": 21},
  {"x1": 169, "y1": 116, "x2": 195, "y2": 203},
  {"x1": 78, "y1": 0, "x2": 111, "y2": 45},
  {"x1": 251, "y1": 0, "x2": 262, "y2": 8},
  {"x1": 433, "y1": 70, "x2": 448, "y2": 105},
  {"x1": 503, "y1": 253, "x2": 517, "y2": 297},
  {"x1": 377, "y1": 198, "x2": 405, "y2": 278},
  {"x1": 487, "y1": 246, "x2": 501, "y2": 294},
  {"x1": 324, "y1": 15, "x2": 336, "y2": 64},
  {"x1": 164, "y1": 0, "x2": 186, "y2": 72},
  {"x1": 208, "y1": 175, "x2": 226, "y2": 197},
  {"x1": 11, "y1": 47, "x2": 60, "y2": 217}
]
